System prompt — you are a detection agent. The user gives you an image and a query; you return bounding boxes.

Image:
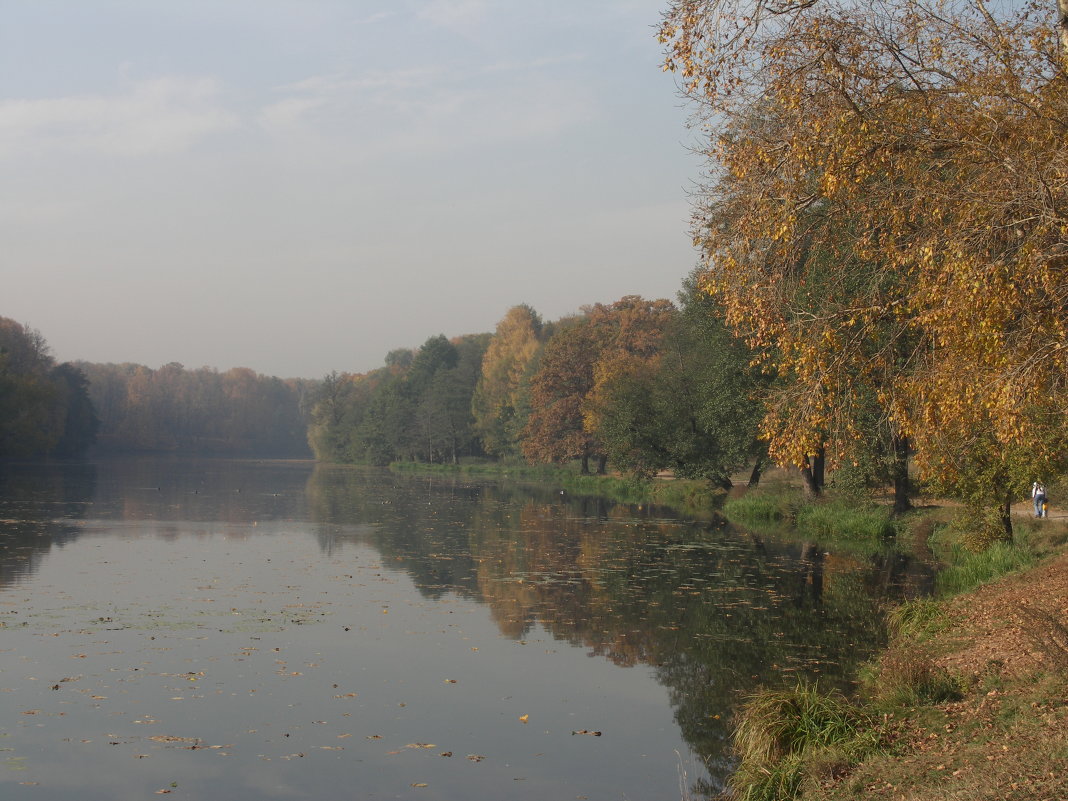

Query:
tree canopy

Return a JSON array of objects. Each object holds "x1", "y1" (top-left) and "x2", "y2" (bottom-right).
[{"x1": 660, "y1": 0, "x2": 1068, "y2": 533}]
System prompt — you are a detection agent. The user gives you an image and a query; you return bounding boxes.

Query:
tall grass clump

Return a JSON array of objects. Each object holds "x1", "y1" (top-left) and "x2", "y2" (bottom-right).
[
  {"x1": 794, "y1": 502, "x2": 897, "y2": 544},
  {"x1": 728, "y1": 682, "x2": 879, "y2": 801},
  {"x1": 935, "y1": 540, "x2": 1036, "y2": 597},
  {"x1": 723, "y1": 493, "x2": 793, "y2": 526},
  {"x1": 863, "y1": 644, "x2": 965, "y2": 708},
  {"x1": 885, "y1": 597, "x2": 947, "y2": 642}
]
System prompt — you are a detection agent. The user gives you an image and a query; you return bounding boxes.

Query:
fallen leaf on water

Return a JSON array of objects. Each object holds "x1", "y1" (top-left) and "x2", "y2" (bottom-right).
[
  {"x1": 411, "y1": 783, "x2": 428, "y2": 788},
  {"x1": 406, "y1": 743, "x2": 435, "y2": 749},
  {"x1": 519, "y1": 714, "x2": 529, "y2": 723},
  {"x1": 571, "y1": 730, "x2": 603, "y2": 737}
]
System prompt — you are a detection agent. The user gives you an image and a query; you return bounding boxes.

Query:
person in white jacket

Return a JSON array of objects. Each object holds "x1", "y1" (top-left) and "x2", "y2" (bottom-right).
[{"x1": 1032, "y1": 481, "x2": 1048, "y2": 518}]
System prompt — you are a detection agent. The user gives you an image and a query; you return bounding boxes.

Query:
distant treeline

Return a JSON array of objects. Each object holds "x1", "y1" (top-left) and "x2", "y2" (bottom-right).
[
  {"x1": 0, "y1": 317, "x2": 98, "y2": 459},
  {"x1": 308, "y1": 280, "x2": 769, "y2": 489},
  {"x1": 77, "y1": 362, "x2": 314, "y2": 458},
  {"x1": 0, "y1": 315, "x2": 314, "y2": 460}
]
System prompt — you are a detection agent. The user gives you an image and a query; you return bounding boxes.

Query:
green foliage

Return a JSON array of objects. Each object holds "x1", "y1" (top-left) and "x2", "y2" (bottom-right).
[
  {"x1": 309, "y1": 333, "x2": 490, "y2": 466},
  {"x1": 590, "y1": 280, "x2": 768, "y2": 486},
  {"x1": 50, "y1": 363, "x2": 99, "y2": 457}
]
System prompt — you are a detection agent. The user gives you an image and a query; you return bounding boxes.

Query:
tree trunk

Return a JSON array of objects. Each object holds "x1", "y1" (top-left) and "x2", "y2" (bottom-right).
[
  {"x1": 596, "y1": 455, "x2": 608, "y2": 475},
  {"x1": 800, "y1": 447, "x2": 825, "y2": 498},
  {"x1": 891, "y1": 434, "x2": 912, "y2": 516},
  {"x1": 580, "y1": 452, "x2": 590, "y2": 475},
  {"x1": 747, "y1": 456, "x2": 765, "y2": 488},
  {"x1": 1001, "y1": 490, "x2": 1014, "y2": 542}
]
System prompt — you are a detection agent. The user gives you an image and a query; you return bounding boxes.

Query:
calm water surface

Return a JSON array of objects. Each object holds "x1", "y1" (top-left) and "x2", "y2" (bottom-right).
[{"x1": 0, "y1": 459, "x2": 931, "y2": 800}]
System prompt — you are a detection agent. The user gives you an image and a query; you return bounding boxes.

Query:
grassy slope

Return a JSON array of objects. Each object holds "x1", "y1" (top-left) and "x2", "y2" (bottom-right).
[{"x1": 768, "y1": 516, "x2": 1068, "y2": 801}]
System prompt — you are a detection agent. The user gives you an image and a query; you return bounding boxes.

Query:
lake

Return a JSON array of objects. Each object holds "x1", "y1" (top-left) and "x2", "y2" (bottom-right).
[{"x1": 0, "y1": 458, "x2": 932, "y2": 800}]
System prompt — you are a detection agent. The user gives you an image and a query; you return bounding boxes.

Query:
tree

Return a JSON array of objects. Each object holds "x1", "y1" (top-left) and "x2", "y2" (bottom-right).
[
  {"x1": 472, "y1": 305, "x2": 544, "y2": 458},
  {"x1": 522, "y1": 317, "x2": 606, "y2": 474},
  {"x1": 660, "y1": 0, "x2": 1068, "y2": 530},
  {"x1": 522, "y1": 297, "x2": 675, "y2": 475},
  {"x1": 0, "y1": 319, "x2": 100, "y2": 459},
  {"x1": 50, "y1": 363, "x2": 99, "y2": 457},
  {"x1": 589, "y1": 283, "x2": 767, "y2": 486}
]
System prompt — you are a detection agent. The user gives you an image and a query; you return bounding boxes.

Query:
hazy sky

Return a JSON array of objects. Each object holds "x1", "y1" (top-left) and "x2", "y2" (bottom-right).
[{"x1": 2, "y1": 1, "x2": 699, "y2": 379}]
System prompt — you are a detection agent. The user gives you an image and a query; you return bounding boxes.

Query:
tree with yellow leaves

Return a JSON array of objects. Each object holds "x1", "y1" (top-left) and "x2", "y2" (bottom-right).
[{"x1": 661, "y1": 0, "x2": 1068, "y2": 535}]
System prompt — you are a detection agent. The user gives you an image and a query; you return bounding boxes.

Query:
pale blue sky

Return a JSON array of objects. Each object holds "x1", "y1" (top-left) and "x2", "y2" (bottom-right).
[{"x1": 2, "y1": 1, "x2": 699, "y2": 378}]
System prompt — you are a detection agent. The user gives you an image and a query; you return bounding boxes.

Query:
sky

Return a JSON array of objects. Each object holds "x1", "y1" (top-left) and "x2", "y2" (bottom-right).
[{"x1": 1, "y1": 0, "x2": 701, "y2": 379}]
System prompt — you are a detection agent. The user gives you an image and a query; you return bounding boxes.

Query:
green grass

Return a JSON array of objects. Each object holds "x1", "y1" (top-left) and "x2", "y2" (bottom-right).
[
  {"x1": 794, "y1": 502, "x2": 898, "y2": 543},
  {"x1": 885, "y1": 597, "x2": 948, "y2": 642},
  {"x1": 388, "y1": 459, "x2": 725, "y2": 516},
  {"x1": 723, "y1": 490, "x2": 903, "y2": 557},
  {"x1": 729, "y1": 682, "x2": 881, "y2": 801},
  {"x1": 723, "y1": 493, "x2": 791, "y2": 524},
  {"x1": 934, "y1": 539, "x2": 1037, "y2": 596}
]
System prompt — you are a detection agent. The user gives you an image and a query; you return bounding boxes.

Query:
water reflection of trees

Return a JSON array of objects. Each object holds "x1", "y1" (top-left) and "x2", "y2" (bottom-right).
[
  {"x1": 0, "y1": 462, "x2": 97, "y2": 588},
  {"x1": 306, "y1": 466, "x2": 935, "y2": 794},
  {"x1": 0, "y1": 459, "x2": 318, "y2": 587}
]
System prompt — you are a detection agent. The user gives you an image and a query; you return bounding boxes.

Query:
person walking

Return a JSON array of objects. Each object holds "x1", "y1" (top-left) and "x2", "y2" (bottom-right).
[{"x1": 1033, "y1": 481, "x2": 1048, "y2": 518}]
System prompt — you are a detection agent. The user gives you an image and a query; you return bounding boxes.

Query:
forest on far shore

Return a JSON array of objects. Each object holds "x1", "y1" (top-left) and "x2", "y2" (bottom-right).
[{"x1": 0, "y1": 316, "x2": 314, "y2": 460}]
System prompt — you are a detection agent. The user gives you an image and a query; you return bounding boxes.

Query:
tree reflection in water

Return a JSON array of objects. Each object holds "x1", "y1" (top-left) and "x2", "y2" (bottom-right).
[{"x1": 306, "y1": 465, "x2": 933, "y2": 794}]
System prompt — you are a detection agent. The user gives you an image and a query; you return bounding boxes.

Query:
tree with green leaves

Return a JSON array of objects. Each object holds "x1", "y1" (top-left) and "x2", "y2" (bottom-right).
[{"x1": 589, "y1": 283, "x2": 767, "y2": 486}]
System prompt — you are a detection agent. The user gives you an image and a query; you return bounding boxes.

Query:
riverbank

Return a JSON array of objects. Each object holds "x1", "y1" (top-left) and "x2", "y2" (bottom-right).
[
  {"x1": 812, "y1": 546, "x2": 1068, "y2": 801},
  {"x1": 725, "y1": 511, "x2": 1068, "y2": 801},
  {"x1": 388, "y1": 459, "x2": 726, "y2": 517}
]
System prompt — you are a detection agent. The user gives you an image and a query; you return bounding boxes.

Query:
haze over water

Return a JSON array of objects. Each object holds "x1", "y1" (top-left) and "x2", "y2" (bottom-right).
[{"x1": 0, "y1": 458, "x2": 930, "y2": 799}]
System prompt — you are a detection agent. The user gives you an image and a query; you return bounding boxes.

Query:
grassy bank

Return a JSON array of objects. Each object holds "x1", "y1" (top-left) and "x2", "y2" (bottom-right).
[
  {"x1": 719, "y1": 501, "x2": 1068, "y2": 801},
  {"x1": 722, "y1": 490, "x2": 902, "y2": 558},
  {"x1": 388, "y1": 459, "x2": 725, "y2": 516}
]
